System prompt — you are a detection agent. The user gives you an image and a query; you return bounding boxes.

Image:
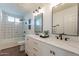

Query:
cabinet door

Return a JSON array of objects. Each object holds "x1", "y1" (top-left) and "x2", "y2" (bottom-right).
[
  {"x1": 31, "y1": 39, "x2": 42, "y2": 56},
  {"x1": 40, "y1": 42, "x2": 65, "y2": 56},
  {"x1": 25, "y1": 37, "x2": 78, "y2": 56},
  {"x1": 25, "y1": 37, "x2": 42, "y2": 56},
  {"x1": 40, "y1": 42, "x2": 53, "y2": 56},
  {"x1": 40, "y1": 41, "x2": 78, "y2": 56},
  {"x1": 53, "y1": 11, "x2": 64, "y2": 34},
  {"x1": 25, "y1": 37, "x2": 34, "y2": 56}
]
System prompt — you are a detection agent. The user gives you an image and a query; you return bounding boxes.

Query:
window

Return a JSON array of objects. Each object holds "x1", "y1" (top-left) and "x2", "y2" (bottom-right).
[
  {"x1": 8, "y1": 16, "x2": 14, "y2": 22},
  {"x1": 36, "y1": 19, "x2": 40, "y2": 26},
  {"x1": 8, "y1": 16, "x2": 20, "y2": 23},
  {"x1": 15, "y1": 18, "x2": 20, "y2": 23}
]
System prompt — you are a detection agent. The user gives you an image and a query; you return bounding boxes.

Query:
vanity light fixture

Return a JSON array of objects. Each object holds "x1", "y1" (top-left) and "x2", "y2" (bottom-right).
[
  {"x1": 33, "y1": 6, "x2": 44, "y2": 16},
  {"x1": 33, "y1": 11, "x2": 35, "y2": 13},
  {"x1": 38, "y1": 7, "x2": 41, "y2": 9},
  {"x1": 35, "y1": 9, "x2": 39, "y2": 12}
]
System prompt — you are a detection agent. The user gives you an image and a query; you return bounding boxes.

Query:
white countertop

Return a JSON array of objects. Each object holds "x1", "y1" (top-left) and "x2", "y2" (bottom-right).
[{"x1": 27, "y1": 35, "x2": 79, "y2": 55}]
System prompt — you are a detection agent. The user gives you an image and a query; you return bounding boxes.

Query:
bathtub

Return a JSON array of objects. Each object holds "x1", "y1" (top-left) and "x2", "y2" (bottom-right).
[{"x1": 0, "y1": 37, "x2": 25, "y2": 50}]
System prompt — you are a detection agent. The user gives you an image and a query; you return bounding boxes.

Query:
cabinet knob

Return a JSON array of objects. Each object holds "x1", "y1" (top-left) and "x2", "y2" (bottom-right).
[
  {"x1": 65, "y1": 38, "x2": 70, "y2": 41},
  {"x1": 55, "y1": 36, "x2": 59, "y2": 39},
  {"x1": 50, "y1": 50, "x2": 53, "y2": 53},
  {"x1": 53, "y1": 51, "x2": 55, "y2": 56},
  {"x1": 50, "y1": 50, "x2": 55, "y2": 56}
]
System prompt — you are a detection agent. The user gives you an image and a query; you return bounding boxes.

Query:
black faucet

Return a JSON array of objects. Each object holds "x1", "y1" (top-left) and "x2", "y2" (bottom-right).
[
  {"x1": 65, "y1": 38, "x2": 70, "y2": 41},
  {"x1": 59, "y1": 33, "x2": 64, "y2": 40}
]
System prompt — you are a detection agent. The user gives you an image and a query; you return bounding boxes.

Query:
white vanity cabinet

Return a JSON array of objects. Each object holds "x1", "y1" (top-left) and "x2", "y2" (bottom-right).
[
  {"x1": 40, "y1": 41, "x2": 78, "y2": 56},
  {"x1": 25, "y1": 36, "x2": 78, "y2": 56},
  {"x1": 25, "y1": 37, "x2": 42, "y2": 56}
]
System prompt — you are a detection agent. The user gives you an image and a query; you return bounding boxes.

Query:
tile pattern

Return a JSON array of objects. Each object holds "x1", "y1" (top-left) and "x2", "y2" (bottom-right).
[{"x1": 0, "y1": 11, "x2": 24, "y2": 39}]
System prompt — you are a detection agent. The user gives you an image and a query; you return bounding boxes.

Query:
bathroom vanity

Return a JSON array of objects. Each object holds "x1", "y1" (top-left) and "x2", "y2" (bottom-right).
[
  {"x1": 25, "y1": 35, "x2": 79, "y2": 56},
  {"x1": 25, "y1": 3, "x2": 79, "y2": 56}
]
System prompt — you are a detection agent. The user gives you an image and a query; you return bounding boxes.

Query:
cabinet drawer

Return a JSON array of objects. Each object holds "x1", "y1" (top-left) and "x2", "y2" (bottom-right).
[{"x1": 29, "y1": 37, "x2": 40, "y2": 49}]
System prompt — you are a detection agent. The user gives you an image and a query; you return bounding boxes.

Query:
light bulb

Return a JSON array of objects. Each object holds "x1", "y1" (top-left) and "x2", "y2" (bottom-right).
[{"x1": 39, "y1": 8, "x2": 44, "y2": 14}]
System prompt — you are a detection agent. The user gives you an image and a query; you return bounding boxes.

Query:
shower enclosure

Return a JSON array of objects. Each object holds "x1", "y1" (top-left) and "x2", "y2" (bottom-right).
[{"x1": 0, "y1": 11, "x2": 25, "y2": 40}]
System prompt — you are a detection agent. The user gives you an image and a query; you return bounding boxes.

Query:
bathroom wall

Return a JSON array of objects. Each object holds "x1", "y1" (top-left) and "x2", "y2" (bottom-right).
[
  {"x1": 24, "y1": 4, "x2": 79, "y2": 42},
  {"x1": 24, "y1": 4, "x2": 52, "y2": 34},
  {"x1": 24, "y1": 12, "x2": 34, "y2": 34}
]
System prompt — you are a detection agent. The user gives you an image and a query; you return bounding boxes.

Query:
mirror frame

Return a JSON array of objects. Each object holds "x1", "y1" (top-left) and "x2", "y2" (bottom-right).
[
  {"x1": 34, "y1": 13, "x2": 43, "y2": 34},
  {"x1": 52, "y1": 4, "x2": 78, "y2": 36}
]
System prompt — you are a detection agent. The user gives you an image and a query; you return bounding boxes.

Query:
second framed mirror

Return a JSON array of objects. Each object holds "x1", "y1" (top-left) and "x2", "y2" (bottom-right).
[{"x1": 34, "y1": 13, "x2": 43, "y2": 35}]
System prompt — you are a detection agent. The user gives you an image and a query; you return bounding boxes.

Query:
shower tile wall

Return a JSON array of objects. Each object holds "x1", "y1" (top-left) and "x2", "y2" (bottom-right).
[
  {"x1": 0, "y1": 11, "x2": 5, "y2": 39},
  {"x1": 0, "y1": 11, "x2": 24, "y2": 39}
]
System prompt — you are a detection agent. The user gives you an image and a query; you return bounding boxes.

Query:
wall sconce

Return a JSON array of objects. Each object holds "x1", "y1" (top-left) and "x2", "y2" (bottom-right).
[
  {"x1": 38, "y1": 7, "x2": 41, "y2": 9},
  {"x1": 35, "y1": 9, "x2": 39, "y2": 12},
  {"x1": 33, "y1": 11, "x2": 35, "y2": 13},
  {"x1": 33, "y1": 6, "x2": 44, "y2": 16}
]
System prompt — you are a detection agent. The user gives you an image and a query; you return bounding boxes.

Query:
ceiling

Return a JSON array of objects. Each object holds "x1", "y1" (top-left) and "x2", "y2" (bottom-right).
[
  {"x1": 0, "y1": 3, "x2": 49, "y2": 17},
  {"x1": 17, "y1": 3, "x2": 49, "y2": 13}
]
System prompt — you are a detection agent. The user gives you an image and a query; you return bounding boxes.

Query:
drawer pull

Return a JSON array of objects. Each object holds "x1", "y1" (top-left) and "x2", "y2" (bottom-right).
[
  {"x1": 53, "y1": 51, "x2": 55, "y2": 56},
  {"x1": 50, "y1": 50, "x2": 53, "y2": 53}
]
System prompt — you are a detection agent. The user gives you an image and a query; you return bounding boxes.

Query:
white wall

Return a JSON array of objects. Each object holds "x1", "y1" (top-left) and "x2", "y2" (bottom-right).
[
  {"x1": 24, "y1": 4, "x2": 79, "y2": 42},
  {"x1": 24, "y1": 5, "x2": 52, "y2": 34},
  {"x1": 24, "y1": 12, "x2": 34, "y2": 34},
  {"x1": 43, "y1": 5, "x2": 52, "y2": 34}
]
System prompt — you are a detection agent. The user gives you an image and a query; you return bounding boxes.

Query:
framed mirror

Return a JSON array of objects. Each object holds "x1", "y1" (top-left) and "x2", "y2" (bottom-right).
[
  {"x1": 34, "y1": 13, "x2": 43, "y2": 34},
  {"x1": 52, "y1": 3, "x2": 79, "y2": 36}
]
